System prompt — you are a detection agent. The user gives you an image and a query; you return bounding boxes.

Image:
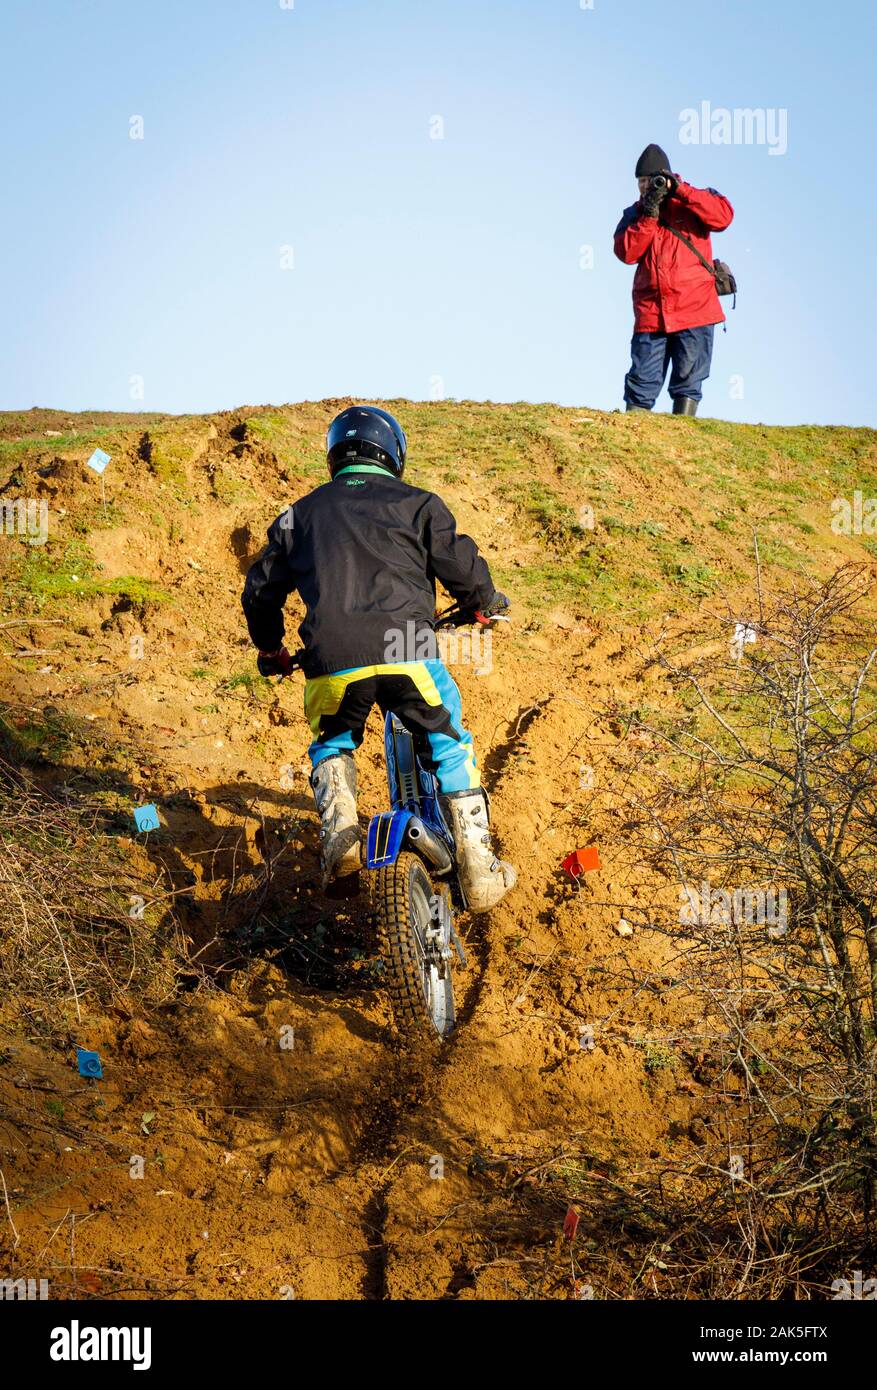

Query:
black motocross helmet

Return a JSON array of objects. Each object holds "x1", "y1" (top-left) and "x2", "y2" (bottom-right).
[{"x1": 326, "y1": 405, "x2": 407, "y2": 479}]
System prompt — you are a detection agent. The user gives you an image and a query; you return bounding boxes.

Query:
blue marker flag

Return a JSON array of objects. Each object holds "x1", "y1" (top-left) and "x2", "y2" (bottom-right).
[
  {"x1": 77, "y1": 1048, "x2": 103, "y2": 1078},
  {"x1": 133, "y1": 803, "x2": 160, "y2": 833},
  {"x1": 87, "y1": 448, "x2": 111, "y2": 474}
]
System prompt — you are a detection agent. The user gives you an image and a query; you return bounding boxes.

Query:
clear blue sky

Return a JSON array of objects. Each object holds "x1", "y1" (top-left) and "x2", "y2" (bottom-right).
[{"x1": 1, "y1": 0, "x2": 873, "y2": 425}]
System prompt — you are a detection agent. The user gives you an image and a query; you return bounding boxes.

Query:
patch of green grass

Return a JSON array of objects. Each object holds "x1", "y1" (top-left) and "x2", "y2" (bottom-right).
[
  {"x1": 140, "y1": 424, "x2": 208, "y2": 487},
  {"x1": 145, "y1": 443, "x2": 182, "y2": 484},
  {"x1": 500, "y1": 547, "x2": 656, "y2": 617},
  {"x1": 668, "y1": 560, "x2": 717, "y2": 595},
  {"x1": 242, "y1": 414, "x2": 284, "y2": 441},
  {"x1": 768, "y1": 477, "x2": 810, "y2": 499},
  {"x1": 0, "y1": 426, "x2": 121, "y2": 469},
  {"x1": 220, "y1": 671, "x2": 273, "y2": 698},
  {"x1": 211, "y1": 466, "x2": 255, "y2": 505},
  {"x1": 10, "y1": 539, "x2": 170, "y2": 607},
  {"x1": 525, "y1": 483, "x2": 588, "y2": 550},
  {"x1": 757, "y1": 536, "x2": 809, "y2": 570},
  {"x1": 105, "y1": 575, "x2": 170, "y2": 603},
  {"x1": 636, "y1": 1039, "x2": 679, "y2": 1076}
]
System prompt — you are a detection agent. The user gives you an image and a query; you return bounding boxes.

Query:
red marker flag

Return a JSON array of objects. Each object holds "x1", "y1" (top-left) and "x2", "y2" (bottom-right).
[{"x1": 562, "y1": 846, "x2": 600, "y2": 879}]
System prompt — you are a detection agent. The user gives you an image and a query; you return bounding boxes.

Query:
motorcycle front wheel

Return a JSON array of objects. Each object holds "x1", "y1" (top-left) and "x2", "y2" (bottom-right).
[{"x1": 375, "y1": 852, "x2": 455, "y2": 1039}]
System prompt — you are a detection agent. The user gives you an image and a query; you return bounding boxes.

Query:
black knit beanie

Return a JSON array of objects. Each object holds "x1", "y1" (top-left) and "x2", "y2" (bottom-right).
[{"x1": 635, "y1": 144, "x2": 670, "y2": 177}]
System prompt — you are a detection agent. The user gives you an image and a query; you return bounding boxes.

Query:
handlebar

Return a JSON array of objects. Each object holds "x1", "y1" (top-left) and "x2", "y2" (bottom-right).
[{"x1": 434, "y1": 603, "x2": 510, "y2": 630}]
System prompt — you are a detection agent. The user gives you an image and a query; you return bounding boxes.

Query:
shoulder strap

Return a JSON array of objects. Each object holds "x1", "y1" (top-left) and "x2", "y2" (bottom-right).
[{"x1": 663, "y1": 223, "x2": 717, "y2": 277}]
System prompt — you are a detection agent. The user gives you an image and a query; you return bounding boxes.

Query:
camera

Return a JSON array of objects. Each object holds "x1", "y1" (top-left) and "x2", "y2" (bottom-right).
[{"x1": 650, "y1": 174, "x2": 670, "y2": 191}]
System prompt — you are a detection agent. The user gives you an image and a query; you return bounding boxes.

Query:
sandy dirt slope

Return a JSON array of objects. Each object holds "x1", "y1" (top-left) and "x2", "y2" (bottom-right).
[{"x1": 1, "y1": 400, "x2": 874, "y2": 1298}]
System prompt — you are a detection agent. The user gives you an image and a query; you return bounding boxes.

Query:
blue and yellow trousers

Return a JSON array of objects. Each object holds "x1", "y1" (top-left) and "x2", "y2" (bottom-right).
[{"x1": 304, "y1": 659, "x2": 479, "y2": 794}]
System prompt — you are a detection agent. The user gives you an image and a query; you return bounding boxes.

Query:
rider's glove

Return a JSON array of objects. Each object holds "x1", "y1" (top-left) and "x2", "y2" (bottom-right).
[
  {"x1": 257, "y1": 646, "x2": 294, "y2": 678},
  {"x1": 474, "y1": 591, "x2": 511, "y2": 625}
]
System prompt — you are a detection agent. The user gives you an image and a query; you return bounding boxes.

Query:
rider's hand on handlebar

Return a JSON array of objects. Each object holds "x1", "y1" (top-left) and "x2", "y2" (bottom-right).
[
  {"x1": 474, "y1": 591, "x2": 511, "y2": 625},
  {"x1": 257, "y1": 645, "x2": 295, "y2": 678}
]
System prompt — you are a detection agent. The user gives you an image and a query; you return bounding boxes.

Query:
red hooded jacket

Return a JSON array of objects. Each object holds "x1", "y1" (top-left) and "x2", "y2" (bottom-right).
[{"x1": 614, "y1": 178, "x2": 734, "y2": 334}]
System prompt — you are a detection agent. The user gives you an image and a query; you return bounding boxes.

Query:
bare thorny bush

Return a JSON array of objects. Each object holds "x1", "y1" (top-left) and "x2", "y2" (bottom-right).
[
  {"x1": 586, "y1": 562, "x2": 877, "y2": 1293},
  {"x1": 0, "y1": 755, "x2": 182, "y2": 1030}
]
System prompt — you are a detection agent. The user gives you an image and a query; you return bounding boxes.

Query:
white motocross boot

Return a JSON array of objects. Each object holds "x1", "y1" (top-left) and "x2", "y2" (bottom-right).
[
  {"x1": 310, "y1": 754, "x2": 361, "y2": 886},
  {"x1": 441, "y1": 788, "x2": 517, "y2": 912}
]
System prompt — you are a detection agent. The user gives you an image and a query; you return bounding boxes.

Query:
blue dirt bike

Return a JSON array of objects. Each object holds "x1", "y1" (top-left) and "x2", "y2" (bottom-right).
[{"x1": 285, "y1": 604, "x2": 495, "y2": 1040}]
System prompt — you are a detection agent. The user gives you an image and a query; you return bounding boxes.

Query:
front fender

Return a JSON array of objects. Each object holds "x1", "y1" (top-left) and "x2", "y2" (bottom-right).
[{"x1": 365, "y1": 809, "x2": 414, "y2": 869}]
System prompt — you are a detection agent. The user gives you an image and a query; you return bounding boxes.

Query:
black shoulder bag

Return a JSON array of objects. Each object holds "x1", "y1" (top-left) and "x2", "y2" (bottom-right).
[{"x1": 664, "y1": 223, "x2": 737, "y2": 310}]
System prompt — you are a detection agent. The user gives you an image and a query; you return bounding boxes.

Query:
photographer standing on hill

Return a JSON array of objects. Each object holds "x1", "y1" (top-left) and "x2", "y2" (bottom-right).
[{"x1": 614, "y1": 143, "x2": 734, "y2": 416}]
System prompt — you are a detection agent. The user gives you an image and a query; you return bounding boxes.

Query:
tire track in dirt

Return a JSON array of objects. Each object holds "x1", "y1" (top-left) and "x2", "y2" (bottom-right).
[
  {"x1": 362, "y1": 645, "x2": 677, "y2": 1299},
  {"x1": 341, "y1": 684, "x2": 564, "y2": 1297}
]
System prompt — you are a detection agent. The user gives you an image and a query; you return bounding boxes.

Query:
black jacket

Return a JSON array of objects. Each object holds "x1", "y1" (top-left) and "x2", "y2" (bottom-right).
[{"x1": 241, "y1": 469, "x2": 496, "y2": 678}]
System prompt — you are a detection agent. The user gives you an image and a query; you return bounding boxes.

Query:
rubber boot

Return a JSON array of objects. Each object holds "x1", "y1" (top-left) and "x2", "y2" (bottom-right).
[
  {"x1": 626, "y1": 403, "x2": 649, "y2": 413},
  {"x1": 672, "y1": 396, "x2": 698, "y2": 416},
  {"x1": 310, "y1": 754, "x2": 361, "y2": 887},
  {"x1": 440, "y1": 788, "x2": 517, "y2": 913}
]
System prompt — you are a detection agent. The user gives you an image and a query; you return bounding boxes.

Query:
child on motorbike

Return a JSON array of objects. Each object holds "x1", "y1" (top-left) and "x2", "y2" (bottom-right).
[{"x1": 241, "y1": 405, "x2": 516, "y2": 912}]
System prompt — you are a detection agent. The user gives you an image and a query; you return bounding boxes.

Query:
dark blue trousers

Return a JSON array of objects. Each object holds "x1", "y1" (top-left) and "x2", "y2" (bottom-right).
[{"x1": 624, "y1": 325, "x2": 715, "y2": 409}]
